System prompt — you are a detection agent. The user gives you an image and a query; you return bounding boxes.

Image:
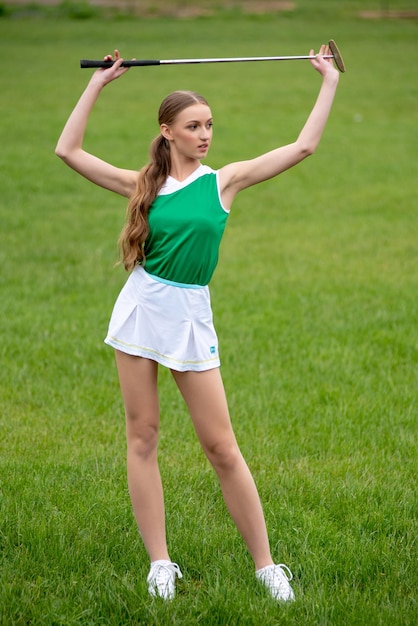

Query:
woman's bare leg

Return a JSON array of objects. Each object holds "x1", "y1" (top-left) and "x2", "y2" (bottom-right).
[
  {"x1": 115, "y1": 351, "x2": 170, "y2": 562},
  {"x1": 171, "y1": 367, "x2": 274, "y2": 571}
]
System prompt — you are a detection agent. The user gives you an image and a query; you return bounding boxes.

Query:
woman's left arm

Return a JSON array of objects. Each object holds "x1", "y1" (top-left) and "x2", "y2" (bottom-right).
[{"x1": 219, "y1": 44, "x2": 340, "y2": 206}]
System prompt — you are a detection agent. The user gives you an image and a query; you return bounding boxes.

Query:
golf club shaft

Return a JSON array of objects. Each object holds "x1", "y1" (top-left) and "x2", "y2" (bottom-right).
[{"x1": 80, "y1": 54, "x2": 334, "y2": 69}]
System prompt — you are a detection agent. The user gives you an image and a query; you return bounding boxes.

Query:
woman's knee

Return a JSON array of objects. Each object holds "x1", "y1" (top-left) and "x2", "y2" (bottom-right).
[
  {"x1": 204, "y1": 439, "x2": 242, "y2": 474},
  {"x1": 126, "y1": 417, "x2": 159, "y2": 460}
]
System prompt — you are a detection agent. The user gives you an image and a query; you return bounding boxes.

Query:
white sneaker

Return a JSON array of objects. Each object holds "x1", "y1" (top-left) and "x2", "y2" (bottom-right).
[
  {"x1": 256, "y1": 563, "x2": 295, "y2": 602},
  {"x1": 147, "y1": 560, "x2": 183, "y2": 600}
]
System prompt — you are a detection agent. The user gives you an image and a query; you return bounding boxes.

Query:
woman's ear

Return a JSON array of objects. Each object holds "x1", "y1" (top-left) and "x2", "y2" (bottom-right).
[{"x1": 160, "y1": 124, "x2": 171, "y2": 140}]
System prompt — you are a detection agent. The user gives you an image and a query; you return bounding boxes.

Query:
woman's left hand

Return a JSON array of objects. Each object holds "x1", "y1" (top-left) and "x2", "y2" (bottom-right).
[{"x1": 310, "y1": 44, "x2": 339, "y2": 79}]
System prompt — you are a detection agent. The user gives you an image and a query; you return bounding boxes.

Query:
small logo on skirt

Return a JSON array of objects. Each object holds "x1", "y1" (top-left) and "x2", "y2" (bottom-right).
[{"x1": 210, "y1": 346, "x2": 217, "y2": 354}]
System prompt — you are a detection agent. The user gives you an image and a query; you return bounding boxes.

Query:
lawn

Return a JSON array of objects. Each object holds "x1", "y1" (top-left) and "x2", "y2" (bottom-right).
[{"x1": 0, "y1": 3, "x2": 417, "y2": 625}]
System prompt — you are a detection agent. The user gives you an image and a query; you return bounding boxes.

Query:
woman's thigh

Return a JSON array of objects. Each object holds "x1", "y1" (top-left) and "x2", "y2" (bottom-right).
[
  {"x1": 171, "y1": 368, "x2": 238, "y2": 460},
  {"x1": 115, "y1": 351, "x2": 160, "y2": 448}
]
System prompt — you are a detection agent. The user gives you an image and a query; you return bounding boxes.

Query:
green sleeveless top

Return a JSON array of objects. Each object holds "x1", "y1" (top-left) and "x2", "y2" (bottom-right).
[{"x1": 143, "y1": 166, "x2": 229, "y2": 286}]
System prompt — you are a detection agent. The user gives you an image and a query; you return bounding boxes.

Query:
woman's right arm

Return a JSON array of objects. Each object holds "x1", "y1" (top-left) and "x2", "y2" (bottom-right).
[{"x1": 55, "y1": 51, "x2": 137, "y2": 198}]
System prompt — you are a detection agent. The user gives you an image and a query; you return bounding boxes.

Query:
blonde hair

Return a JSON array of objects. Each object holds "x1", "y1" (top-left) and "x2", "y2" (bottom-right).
[{"x1": 118, "y1": 90, "x2": 210, "y2": 271}]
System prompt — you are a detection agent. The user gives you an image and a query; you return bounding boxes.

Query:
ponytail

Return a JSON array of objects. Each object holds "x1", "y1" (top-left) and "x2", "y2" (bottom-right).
[{"x1": 118, "y1": 134, "x2": 171, "y2": 271}]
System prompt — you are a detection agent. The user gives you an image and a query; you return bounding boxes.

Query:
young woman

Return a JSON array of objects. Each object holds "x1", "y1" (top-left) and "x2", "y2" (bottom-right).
[{"x1": 56, "y1": 44, "x2": 339, "y2": 602}]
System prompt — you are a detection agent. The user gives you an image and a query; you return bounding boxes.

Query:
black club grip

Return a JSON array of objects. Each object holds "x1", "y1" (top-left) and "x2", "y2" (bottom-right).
[{"x1": 80, "y1": 59, "x2": 161, "y2": 68}]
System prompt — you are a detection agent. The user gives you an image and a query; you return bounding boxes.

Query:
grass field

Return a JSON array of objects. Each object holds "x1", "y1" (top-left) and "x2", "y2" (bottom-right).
[{"x1": 0, "y1": 3, "x2": 417, "y2": 624}]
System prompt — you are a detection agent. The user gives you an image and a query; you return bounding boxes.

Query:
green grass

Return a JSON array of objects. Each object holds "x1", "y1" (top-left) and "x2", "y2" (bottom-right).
[{"x1": 0, "y1": 6, "x2": 417, "y2": 625}]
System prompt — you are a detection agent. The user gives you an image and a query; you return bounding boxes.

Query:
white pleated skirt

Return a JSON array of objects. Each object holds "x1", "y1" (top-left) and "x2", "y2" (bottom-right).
[{"x1": 104, "y1": 265, "x2": 220, "y2": 372}]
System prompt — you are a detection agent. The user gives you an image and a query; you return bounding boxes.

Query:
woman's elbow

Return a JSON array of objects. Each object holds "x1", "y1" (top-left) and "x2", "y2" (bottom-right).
[
  {"x1": 55, "y1": 143, "x2": 66, "y2": 160},
  {"x1": 55, "y1": 142, "x2": 75, "y2": 164},
  {"x1": 299, "y1": 143, "x2": 316, "y2": 159}
]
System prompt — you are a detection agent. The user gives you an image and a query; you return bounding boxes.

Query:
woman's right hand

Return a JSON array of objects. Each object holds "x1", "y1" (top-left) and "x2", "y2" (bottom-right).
[{"x1": 93, "y1": 49, "x2": 131, "y2": 85}]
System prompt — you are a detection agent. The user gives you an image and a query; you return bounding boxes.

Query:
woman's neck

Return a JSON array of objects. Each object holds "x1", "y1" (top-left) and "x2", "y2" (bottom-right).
[{"x1": 169, "y1": 157, "x2": 202, "y2": 182}]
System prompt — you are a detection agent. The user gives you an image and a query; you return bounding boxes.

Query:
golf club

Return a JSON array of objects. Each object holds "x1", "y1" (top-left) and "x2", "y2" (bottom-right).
[{"x1": 80, "y1": 39, "x2": 345, "y2": 73}]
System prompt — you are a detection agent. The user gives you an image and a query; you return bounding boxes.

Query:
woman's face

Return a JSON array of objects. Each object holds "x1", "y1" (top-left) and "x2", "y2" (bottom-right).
[{"x1": 161, "y1": 103, "x2": 213, "y2": 160}]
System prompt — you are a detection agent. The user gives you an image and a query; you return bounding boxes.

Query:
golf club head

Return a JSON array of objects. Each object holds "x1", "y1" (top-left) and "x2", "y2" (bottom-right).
[{"x1": 329, "y1": 39, "x2": 346, "y2": 73}]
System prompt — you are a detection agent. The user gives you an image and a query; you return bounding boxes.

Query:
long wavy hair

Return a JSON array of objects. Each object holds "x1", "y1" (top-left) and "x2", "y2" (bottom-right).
[{"x1": 118, "y1": 90, "x2": 210, "y2": 271}]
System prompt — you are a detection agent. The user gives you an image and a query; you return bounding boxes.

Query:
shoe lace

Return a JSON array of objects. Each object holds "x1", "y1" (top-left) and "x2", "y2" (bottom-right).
[
  {"x1": 153, "y1": 562, "x2": 183, "y2": 586},
  {"x1": 276, "y1": 564, "x2": 293, "y2": 582}
]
